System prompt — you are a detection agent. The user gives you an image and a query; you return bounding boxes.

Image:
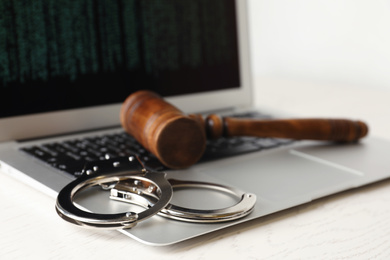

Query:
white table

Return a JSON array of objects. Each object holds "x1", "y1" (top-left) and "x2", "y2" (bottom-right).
[{"x1": 2, "y1": 77, "x2": 390, "y2": 259}]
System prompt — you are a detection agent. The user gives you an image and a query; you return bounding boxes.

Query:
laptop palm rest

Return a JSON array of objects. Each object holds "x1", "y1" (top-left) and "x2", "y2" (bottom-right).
[
  {"x1": 74, "y1": 143, "x2": 362, "y2": 246},
  {"x1": 199, "y1": 148, "x2": 362, "y2": 203}
]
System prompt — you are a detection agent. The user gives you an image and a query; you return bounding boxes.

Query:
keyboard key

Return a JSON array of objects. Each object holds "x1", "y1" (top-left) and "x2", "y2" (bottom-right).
[
  {"x1": 254, "y1": 138, "x2": 281, "y2": 149},
  {"x1": 202, "y1": 142, "x2": 260, "y2": 161}
]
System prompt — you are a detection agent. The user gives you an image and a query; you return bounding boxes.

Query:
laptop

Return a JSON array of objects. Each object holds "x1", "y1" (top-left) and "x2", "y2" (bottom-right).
[{"x1": 1, "y1": 0, "x2": 390, "y2": 246}]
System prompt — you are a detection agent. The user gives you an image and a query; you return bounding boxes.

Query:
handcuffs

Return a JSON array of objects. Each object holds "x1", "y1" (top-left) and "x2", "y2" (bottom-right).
[{"x1": 56, "y1": 156, "x2": 257, "y2": 229}]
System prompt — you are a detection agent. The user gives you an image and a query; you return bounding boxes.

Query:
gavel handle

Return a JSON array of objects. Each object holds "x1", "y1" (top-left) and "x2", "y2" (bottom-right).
[{"x1": 202, "y1": 114, "x2": 369, "y2": 142}]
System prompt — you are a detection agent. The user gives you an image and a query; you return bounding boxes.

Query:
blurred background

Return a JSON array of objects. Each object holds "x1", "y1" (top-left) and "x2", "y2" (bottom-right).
[
  {"x1": 248, "y1": 0, "x2": 390, "y2": 91},
  {"x1": 247, "y1": 0, "x2": 390, "y2": 139}
]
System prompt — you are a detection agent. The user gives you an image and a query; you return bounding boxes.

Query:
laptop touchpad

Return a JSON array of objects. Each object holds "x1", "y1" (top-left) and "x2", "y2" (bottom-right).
[{"x1": 199, "y1": 149, "x2": 363, "y2": 202}]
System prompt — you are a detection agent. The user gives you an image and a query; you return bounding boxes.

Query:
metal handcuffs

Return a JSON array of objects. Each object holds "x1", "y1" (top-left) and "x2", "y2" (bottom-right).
[{"x1": 56, "y1": 156, "x2": 257, "y2": 229}]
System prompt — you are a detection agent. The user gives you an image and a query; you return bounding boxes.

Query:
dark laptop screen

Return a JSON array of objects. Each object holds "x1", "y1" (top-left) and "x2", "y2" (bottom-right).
[{"x1": 0, "y1": 0, "x2": 240, "y2": 118}]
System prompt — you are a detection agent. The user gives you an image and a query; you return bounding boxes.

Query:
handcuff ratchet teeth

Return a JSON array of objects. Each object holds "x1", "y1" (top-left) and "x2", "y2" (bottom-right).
[{"x1": 56, "y1": 156, "x2": 257, "y2": 229}]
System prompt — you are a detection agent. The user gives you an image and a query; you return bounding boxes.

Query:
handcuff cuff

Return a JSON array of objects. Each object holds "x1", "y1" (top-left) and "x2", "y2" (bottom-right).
[{"x1": 56, "y1": 155, "x2": 257, "y2": 229}]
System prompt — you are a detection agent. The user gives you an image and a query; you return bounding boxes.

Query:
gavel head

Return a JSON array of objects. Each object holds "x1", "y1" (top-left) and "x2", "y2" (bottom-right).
[{"x1": 120, "y1": 90, "x2": 206, "y2": 169}]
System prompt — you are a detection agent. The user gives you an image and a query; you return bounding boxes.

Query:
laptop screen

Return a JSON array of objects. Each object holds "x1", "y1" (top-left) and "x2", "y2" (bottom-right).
[{"x1": 0, "y1": 0, "x2": 240, "y2": 118}]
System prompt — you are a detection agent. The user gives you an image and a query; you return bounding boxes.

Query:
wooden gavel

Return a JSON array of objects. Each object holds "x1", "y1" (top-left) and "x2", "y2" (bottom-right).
[{"x1": 120, "y1": 90, "x2": 368, "y2": 169}]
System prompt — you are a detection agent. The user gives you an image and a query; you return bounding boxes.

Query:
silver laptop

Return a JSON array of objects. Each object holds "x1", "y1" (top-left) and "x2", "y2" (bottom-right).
[{"x1": 1, "y1": 0, "x2": 390, "y2": 246}]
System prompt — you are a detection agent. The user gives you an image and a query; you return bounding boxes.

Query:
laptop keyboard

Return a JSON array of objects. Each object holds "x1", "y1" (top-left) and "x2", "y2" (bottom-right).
[{"x1": 21, "y1": 112, "x2": 294, "y2": 177}]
